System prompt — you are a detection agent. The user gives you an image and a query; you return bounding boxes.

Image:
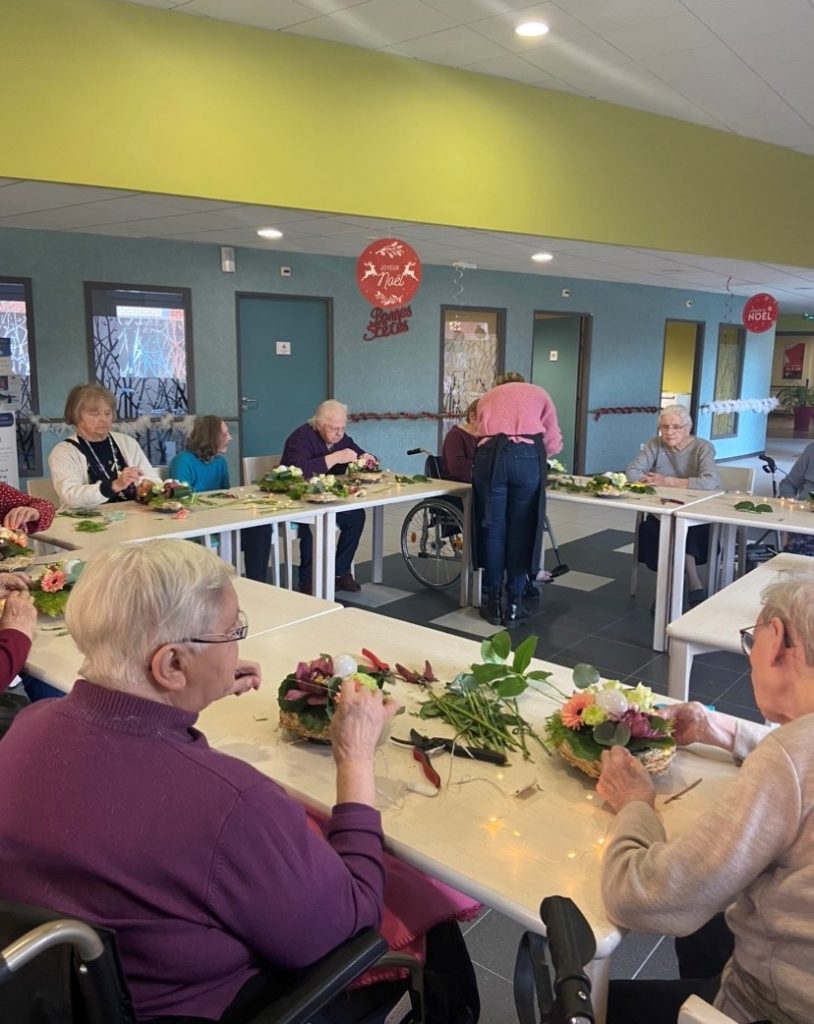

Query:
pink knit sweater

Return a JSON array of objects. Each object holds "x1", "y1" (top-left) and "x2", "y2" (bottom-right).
[{"x1": 476, "y1": 382, "x2": 563, "y2": 453}]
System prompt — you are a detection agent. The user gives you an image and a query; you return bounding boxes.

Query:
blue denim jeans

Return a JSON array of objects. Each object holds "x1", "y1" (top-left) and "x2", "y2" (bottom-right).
[{"x1": 473, "y1": 442, "x2": 542, "y2": 598}]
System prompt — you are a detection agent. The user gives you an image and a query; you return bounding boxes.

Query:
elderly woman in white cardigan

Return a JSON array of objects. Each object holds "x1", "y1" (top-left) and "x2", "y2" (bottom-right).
[{"x1": 48, "y1": 384, "x2": 160, "y2": 508}]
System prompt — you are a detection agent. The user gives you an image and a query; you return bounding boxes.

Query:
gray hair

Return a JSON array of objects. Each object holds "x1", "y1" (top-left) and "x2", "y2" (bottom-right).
[
  {"x1": 659, "y1": 404, "x2": 692, "y2": 429},
  {"x1": 65, "y1": 540, "x2": 234, "y2": 690},
  {"x1": 309, "y1": 399, "x2": 348, "y2": 428},
  {"x1": 760, "y1": 571, "x2": 814, "y2": 666}
]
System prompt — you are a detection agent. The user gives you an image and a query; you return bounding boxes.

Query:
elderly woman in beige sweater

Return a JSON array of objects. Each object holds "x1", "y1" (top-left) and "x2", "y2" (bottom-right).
[{"x1": 597, "y1": 572, "x2": 814, "y2": 1024}]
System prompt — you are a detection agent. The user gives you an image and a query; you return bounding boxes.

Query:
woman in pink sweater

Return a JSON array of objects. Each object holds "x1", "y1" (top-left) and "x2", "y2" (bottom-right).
[{"x1": 474, "y1": 375, "x2": 562, "y2": 628}]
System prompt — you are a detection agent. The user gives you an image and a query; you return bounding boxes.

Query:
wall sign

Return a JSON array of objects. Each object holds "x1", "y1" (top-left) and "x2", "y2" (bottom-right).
[
  {"x1": 742, "y1": 292, "x2": 778, "y2": 333},
  {"x1": 783, "y1": 342, "x2": 805, "y2": 379},
  {"x1": 356, "y1": 238, "x2": 422, "y2": 342}
]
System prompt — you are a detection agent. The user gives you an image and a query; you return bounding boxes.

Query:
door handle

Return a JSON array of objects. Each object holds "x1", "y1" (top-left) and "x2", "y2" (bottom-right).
[{"x1": 241, "y1": 396, "x2": 259, "y2": 411}]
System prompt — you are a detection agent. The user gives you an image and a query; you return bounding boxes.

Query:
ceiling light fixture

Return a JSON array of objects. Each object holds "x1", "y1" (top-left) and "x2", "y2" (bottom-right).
[
  {"x1": 515, "y1": 21, "x2": 549, "y2": 38},
  {"x1": 531, "y1": 252, "x2": 553, "y2": 263},
  {"x1": 257, "y1": 227, "x2": 283, "y2": 240}
]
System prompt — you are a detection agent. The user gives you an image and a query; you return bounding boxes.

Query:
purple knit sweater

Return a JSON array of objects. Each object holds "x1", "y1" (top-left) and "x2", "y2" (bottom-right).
[
  {"x1": 0, "y1": 681, "x2": 385, "y2": 1020},
  {"x1": 281, "y1": 422, "x2": 365, "y2": 478}
]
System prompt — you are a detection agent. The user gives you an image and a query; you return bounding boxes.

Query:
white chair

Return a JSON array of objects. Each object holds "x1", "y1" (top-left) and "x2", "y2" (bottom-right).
[
  {"x1": 678, "y1": 995, "x2": 737, "y2": 1023},
  {"x1": 153, "y1": 464, "x2": 169, "y2": 481},
  {"x1": 241, "y1": 453, "x2": 295, "y2": 589},
  {"x1": 26, "y1": 477, "x2": 59, "y2": 506}
]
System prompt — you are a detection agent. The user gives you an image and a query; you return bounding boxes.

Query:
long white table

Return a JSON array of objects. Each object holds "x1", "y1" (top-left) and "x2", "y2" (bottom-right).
[
  {"x1": 548, "y1": 483, "x2": 722, "y2": 651},
  {"x1": 197, "y1": 607, "x2": 740, "y2": 1021},
  {"x1": 27, "y1": 577, "x2": 342, "y2": 693},
  {"x1": 666, "y1": 552, "x2": 813, "y2": 700}
]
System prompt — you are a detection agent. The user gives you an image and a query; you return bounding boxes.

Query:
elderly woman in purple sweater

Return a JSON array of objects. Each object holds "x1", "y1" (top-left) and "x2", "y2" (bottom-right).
[{"x1": 0, "y1": 540, "x2": 401, "y2": 1023}]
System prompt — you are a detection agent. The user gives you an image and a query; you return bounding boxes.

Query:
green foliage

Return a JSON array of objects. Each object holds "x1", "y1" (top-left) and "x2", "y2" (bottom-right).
[
  {"x1": 31, "y1": 590, "x2": 70, "y2": 618},
  {"x1": 75, "y1": 519, "x2": 107, "y2": 533},
  {"x1": 775, "y1": 384, "x2": 814, "y2": 409},
  {"x1": 58, "y1": 508, "x2": 102, "y2": 518},
  {"x1": 394, "y1": 474, "x2": 430, "y2": 484},
  {"x1": 733, "y1": 500, "x2": 773, "y2": 514},
  {"x1": 572, "y1": 663, "x2": 601, "y2": 689}
]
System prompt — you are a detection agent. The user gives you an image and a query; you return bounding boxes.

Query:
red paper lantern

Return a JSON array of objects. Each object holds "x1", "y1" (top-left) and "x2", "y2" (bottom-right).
[
  {"x1": 742, "y1": 293, "x2": 778, "y2": 333},
  {"x1": 356, "y1": 238, "x2": 422, "y2": 307}
]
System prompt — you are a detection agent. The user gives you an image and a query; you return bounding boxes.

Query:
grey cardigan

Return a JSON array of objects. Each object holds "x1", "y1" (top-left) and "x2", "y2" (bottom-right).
[{"x1": 625, "y1": 436, "x2": 719, "y2": 490}]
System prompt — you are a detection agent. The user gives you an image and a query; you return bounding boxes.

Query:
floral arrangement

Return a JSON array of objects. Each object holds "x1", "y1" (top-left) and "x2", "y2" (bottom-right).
[
  {"x1": 29, "y1": 558, "x2": 85, "y2": 617},
  {"x1": 548, "y1": 472, "x2": 655, "y2": 496},
  {"x1": 305, "y1": 474, "x2": 352, "y2": 500},
  {"x1": 278, "y1": 651, "x2": 391, "y2": 740},
  {"x1": 347, "y1": 455, "x2": 382, "y2": 476},
  {"x1": 258, "y1": 465, "x2": 305, "y2": 497},
  {"x1": 546, "y1": 458, "x2": 566, "y2": 474},
  {"x1": 544, "y1": 666, "x2": 675, "y2": 777},
  {"x1": 136, "y1": 478, "x2": 193, "y2": 510},
  {"x1": 0, "y1": 526, "x2": 32, "y2": 569}
]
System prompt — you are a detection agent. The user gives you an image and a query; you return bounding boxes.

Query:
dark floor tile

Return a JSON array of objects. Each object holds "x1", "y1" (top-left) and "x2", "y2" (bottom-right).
[
  {"x1": 597, "y1": 608, "x2": 659, "y2": 648},
  {"x1": 694, "y1": 650, "x2": 749, "y2": 673},
  {"x1": 628, "y1": 654, "x2": 671, "y2": 688},
  {"x1": 554, "y1": 635, "x2": 654, "y2": 679},
  {"x1": 472, "y1": 964, "x2": 515, "y2": 1024},
  {"x1": 687, "y1": 665, "x2": 743, "y2": 703},
  {"x1": 714, "y1": 698, "x2": 765, "y2": 724},
  {"x1": 461, "y1": 907, "x2": 490, "y2": 937},
  {"x1": 634, "y1": 934, "x2": 680, "y2": 981},
  {"x1": 464, "y1": 908, "x2": 527, "y2": 982},
  {"x1": 609, "y1": 931, "x2": 666, "y2": 980}
]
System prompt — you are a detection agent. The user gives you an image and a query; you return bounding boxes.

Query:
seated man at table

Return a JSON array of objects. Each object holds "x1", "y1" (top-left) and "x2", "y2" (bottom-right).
[
  {"x1": 282, "y1": 399, "x2": 375, "y2": 594},
  {"x1": 597, "y1": 571, "x2": 814, "y2": 1024}
]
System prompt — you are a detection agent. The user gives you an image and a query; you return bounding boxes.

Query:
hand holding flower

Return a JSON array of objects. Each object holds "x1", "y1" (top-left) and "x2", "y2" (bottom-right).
[
  {"x1": 0, "y1": 590, "x2": 37, "y2": 640},
  {"x1": 659, "y1": 702, "x2": 737, "y2": 752},
  {"x1": 0, "y1": 572, "x2": 30, "y2": 597},
  {"x1": 3, "y1": 507, "x2": 39, "y2": 531},
  {"x1": 596, "y1": 746, "x2": 656, "y2": 812}
]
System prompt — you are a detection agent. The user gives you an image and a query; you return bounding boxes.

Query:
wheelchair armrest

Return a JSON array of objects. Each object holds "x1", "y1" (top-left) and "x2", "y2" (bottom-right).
[{"x1": 243, "y1": 928, "x2": 389, "y2": 1024}]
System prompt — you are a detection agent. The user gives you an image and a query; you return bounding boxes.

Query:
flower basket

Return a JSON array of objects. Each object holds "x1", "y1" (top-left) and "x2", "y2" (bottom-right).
[
  {"x1": 29, "y1": 559, "x2": 85, "y2": 618},
  {"x1": 136, "y1": 479, "x2": 193, "y2": 508},
  {"x1": 545, "y1": 670, "x2": 675, "y2": 779},
  {"x1": 258, "y1": 465, "x2": 306, "y2": 498},
  {"x1": 347, "y1": 457, "x2": 383, "y2": 483},
  {"x1": 0, "y1": 527, "x2": 34, "y2": 572}
]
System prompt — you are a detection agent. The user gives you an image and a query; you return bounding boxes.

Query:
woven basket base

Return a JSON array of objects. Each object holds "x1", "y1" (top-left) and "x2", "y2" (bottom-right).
[
  {"x1": 558, "y1": 739, "x2": 675, "y2": 778},
  {"x1": 279, "y1": 709, "x2": 331, "y2": 744}
]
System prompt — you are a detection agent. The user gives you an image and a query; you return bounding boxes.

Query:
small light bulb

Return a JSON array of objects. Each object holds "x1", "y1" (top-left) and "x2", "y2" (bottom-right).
[
  {"x1": 257, "y1": 227, "x2": 283, "y2": 240},
  {"x1": 531, "y1": 252, "x2": 554, "y2": 263},
  {"x1": 516, "y1": 21, "x2": 549, "y2": 37}
]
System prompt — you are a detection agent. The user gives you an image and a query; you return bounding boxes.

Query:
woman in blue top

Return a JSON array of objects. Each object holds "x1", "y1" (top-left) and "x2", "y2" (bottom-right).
[{"x1": 169, "y1": 416, "x2": 271, "y2": 582}]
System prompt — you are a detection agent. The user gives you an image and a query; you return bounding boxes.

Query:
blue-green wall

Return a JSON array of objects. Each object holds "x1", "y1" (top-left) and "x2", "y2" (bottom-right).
[{"x1": 0, "y1": 226, "x2": 774, "y2": 478}]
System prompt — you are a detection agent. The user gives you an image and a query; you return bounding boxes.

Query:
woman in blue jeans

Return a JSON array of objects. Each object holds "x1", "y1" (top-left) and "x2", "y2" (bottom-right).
[{"x1": 473, "y1": 376, "x2": 562, "y2": 629}]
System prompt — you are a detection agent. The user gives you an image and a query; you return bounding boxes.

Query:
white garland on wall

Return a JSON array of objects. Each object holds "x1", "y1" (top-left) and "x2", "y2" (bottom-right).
[
  {"x1": 698, "y1": 397, "x2": 778, "y2": 415},
  {"x1": 23, "y1": 414, "x2": 199, "y2": 437}
]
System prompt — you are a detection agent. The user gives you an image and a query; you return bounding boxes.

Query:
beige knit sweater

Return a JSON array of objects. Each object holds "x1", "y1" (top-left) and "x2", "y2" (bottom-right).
[{"x1": 602, "y1": 715, "x2": 814, "y2": 1024}]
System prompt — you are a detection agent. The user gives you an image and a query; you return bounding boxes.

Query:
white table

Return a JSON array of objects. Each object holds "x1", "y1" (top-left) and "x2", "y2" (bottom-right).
[
  {"x1": 197, "y1": 607, "x2": 740, "y2": 1021},
  {"x1": 26, "y1": 578, "x2": 341, "y2": 693},
  {"x1": 548, "y1": 483, "x2": 722, "y2": 651},
  {"x1": 671, "y1": 495, "x2": 814, "y2": 625},
  {"x1": 666, "y1": 552, "x2": 813, "y2": 700}
]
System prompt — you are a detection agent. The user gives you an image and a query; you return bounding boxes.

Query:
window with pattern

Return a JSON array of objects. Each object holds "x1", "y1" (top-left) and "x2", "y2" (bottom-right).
[
  {"x1": 0, "y1": 278, "x2": 40, "y2": 477},
  {"x1": 440, "y1": 306, "x2": 505, "y2": 449},
  {"x1": 711, "y1": 324, "x2": 745, "y2": 439}
]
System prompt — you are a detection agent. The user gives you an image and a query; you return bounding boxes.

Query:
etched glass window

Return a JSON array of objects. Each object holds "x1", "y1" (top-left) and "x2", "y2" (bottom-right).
[
  {"x1": 0, "y1": 278, "x2": 40, "y2": 477},
  {"x1": 441, "y1": 307, "x2": 504, "y2": 446},
  {"x1": 86, "y1": 284, "x2": 193, "y2": 466},
  {"x1": 711, "y1": 324, "x2": 745, "y2": 439}
]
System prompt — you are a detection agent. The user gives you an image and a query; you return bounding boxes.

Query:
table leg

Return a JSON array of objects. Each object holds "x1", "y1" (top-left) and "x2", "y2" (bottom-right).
[
  {"x1": 219, "y1": 530, "x2": 234, "y2": 570},
  {"x1": 668, "y1": 639, "x2": 693, "y2": 701},
  {"x1": 707, "y1": 522, "x2": 721, "y2": 596},
  {"x1": 322, "y1": 512, "x2": 336, "y2": 602},
  {"x1": 372, "y1": 506, "x2": 384, "y2": 584},
  {"x1": 459, "y1": 489, "x2": 473, "y2": 608},
  {"x1": 586, "y1": 954, "x2": 609, "y2": 1024},
  {"x1": 652, "y1": 514, "x2": 673, "y2": 652},
  {"x1": 670, "y1": 518, "x2": 689, "y2": 627},
  {"x1": 721, "y1": 525, "x2": 736, "y2": 587}
]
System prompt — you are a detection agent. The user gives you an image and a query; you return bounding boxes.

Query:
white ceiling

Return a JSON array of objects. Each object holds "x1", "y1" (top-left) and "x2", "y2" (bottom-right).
[
  {"x1": 3, "y1": 176, "x2": 814, "y2": 311},
  {"x1": 123, "y1": 0, "x2": 814, "y2": 156}
]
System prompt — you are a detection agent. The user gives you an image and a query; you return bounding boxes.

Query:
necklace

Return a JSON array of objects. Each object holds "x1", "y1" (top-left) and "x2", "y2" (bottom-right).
[{"x1": 79, "y1": 435, "x2": 122, "y2": 482}]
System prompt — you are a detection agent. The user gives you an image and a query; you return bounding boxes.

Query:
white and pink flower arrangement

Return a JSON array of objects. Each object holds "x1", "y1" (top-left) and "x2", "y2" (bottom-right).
[{"x1": 30, "y1": 558, "x2": 85, "y2": 617}]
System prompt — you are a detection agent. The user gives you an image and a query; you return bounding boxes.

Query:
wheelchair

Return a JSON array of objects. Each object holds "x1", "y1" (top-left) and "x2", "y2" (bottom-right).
[{"x1": 400, "y1": 449, "x2": 466, "y2": 590}]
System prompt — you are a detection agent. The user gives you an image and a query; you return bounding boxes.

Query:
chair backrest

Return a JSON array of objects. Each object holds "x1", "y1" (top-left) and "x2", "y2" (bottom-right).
[
  {"x1": 242, "y1": 454, "x2": 281, "y2": 486},
  {"x1": 716, "y1": 466, "x2": 754, "y2": 493},
  {"x1": 678, "y1": 994, "x2": 738, "y2": 1023},
  {"x1": 153, "y1": 464, "x2": 169, "y2": 481},
  {"x1": 424, "y1": 454, "x2": 443, "y2": 479},
  {"x1": 25, "y1": 477, "x2": 59, "y2": 506}
]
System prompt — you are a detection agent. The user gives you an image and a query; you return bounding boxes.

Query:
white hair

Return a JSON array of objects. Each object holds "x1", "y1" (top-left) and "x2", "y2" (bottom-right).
[
  {"x1": 310, "y1": 399, "x2": 348, "y2": 428},
  {"x1": 761, "y1": 571, "x2": 814, "y2": 667},
  {"x1": 65, "y1": 540, "x2": 234, "y2": 690},
  {"x1": 659, "y1": 404, "x2": 692, "y2": 429}
]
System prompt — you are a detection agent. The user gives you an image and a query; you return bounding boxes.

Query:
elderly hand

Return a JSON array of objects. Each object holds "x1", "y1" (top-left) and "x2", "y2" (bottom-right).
[
  {"x1": 334, "y1": 448, "x2": 360, "y2": 466},
  {"x1": 330, "y1": 677, "x2": 401, "y2": 765},
  {"x1": 227, "y1": 659, "x2": 261, "y2": 697},
  {"x1": 3, "y1": 507, "x2": 39, "y2": 531},
  {"x1": 643, "y1": 472, "x2": 679, "y2": 487},
  {"x1": 659, "y1": 701, "x2": 737, "y2": 752},
  {"x1": 596, "y1": 746, "x2": 655, "y2": 813},
  {"x1": 0, "y1": 590, "x2": 37, "y2": 640},
  {"x1": 0, "y1": 573, "x2": 31, "y2": 598},
  {"x1": 112, "y1": 467, "x2": 144, "y2": 493}
]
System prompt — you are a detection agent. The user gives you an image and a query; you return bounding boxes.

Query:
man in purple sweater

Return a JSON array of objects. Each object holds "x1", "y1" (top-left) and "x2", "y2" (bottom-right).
[
  {"x1": 0, "y1": 540, "x2": 399, "y2": 1022},
  {"x1": 282, "y1": 399, "x2": 374, "y2": 594}
]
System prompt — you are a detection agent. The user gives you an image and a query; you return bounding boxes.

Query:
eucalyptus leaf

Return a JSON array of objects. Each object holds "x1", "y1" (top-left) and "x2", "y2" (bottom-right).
[
  {"x1": 610, "y1": 723, "x2": 631, "y2": 746},
  {"x1": 734, "y1": 500, "x2": 756, "y2": 511},
  {"x1": 449, "y1": 671, "x2": 479, "y2": 693},
  {"x1": 592, "y1": 720, "x2": 616, "y2": 746},
  {"x1": 754, "y1": 503, "x2": 773, "y2": 513},
  {"x1": 572, "y1": 663, "x2": 601, "y2": 689},
  {"x1": 512, "y1": 634, "x2": 537, "y2": 674}
]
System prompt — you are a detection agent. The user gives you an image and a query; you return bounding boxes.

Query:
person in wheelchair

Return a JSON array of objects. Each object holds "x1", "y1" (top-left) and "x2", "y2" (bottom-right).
[
  {"x1": 597, "y1": 572, "x2": 814, "y2": 1024},
  {"x1": 0, "y1": 540, "x2": 407, "y2": 1022},
  {"x1": 441, "y1": 399, "x2": 479, "y2": 482}
]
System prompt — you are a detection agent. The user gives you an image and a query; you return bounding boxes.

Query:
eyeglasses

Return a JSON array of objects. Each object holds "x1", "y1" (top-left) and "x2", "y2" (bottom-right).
[
  {"x1": 739, "y1": 619, "x2": 787, "y2": 656},
  {"x1": 182, "y1": 609, "x2": 249, "y2": 645}
]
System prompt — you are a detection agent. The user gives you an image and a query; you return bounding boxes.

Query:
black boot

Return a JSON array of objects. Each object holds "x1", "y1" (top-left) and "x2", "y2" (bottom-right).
[
  {"x1": 522, "y1": 576, "x2": 541, "y2": 603},
  {"x1": 503, "y1": 593, "x2": 530, "y2": 629},
  {"x1": 479, "y1": 590, "x2": 502, "y2": 626}
]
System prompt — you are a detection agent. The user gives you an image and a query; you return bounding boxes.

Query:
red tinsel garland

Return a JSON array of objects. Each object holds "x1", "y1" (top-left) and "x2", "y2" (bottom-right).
[{"x1": 591, "y1": 406, "x2": 659, "y2": 421}]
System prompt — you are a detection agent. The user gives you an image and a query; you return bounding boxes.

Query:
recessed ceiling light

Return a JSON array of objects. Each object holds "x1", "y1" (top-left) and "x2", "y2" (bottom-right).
[
  {"x1": 516, "y1": 21, "x2": 549, "y2": 38},
  {"x1": 257, "y1": 227, "x2": 283, "y2": 240},
  {"x1": 531, "y1": 252, "x2": 553, "y2": 263}
]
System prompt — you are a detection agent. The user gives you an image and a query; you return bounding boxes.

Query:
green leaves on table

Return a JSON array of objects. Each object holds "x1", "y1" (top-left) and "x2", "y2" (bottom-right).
[
  {"x1": 394, "y1": 474, "x2": 431, "y2": 484},
  {"x1": 74, "y1": 519, "x2": 108, "y2": 532},
  {"x1": 733, "y1": 500, "x2": 774, "y2": 514}
]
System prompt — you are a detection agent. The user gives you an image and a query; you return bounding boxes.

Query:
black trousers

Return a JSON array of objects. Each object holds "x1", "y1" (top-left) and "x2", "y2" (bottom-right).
[
  {"x1": 240, "y1": 525, "x2": 272, "y2": 583},
  {"x1": 297, "y1": 509, "x2": 366, "y2": 584}
]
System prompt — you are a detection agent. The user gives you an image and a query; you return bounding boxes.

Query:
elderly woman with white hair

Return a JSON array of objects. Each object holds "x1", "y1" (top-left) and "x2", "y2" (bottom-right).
[
  {"x1": 626, "y1": 404, "x2": 719, "y2": 607},
  {"x1": 281, "y1": 399, "x2": 376, "y2": 595},
  {"x1": 597, "y1": 571, "x2": 814, "y2": 1024},
  {"x1": 0, "y1": 539, "x2": 400, "y2": 1023}
]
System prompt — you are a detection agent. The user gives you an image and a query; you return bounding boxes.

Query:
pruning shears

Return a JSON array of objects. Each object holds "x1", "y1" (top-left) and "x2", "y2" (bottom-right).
[{"x1": 391, "y1": 728, "x2": 508, "y2": 767}]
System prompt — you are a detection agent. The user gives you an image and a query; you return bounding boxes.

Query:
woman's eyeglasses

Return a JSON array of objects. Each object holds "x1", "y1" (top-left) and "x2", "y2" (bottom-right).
[
  {"x1": 739, "y1": 619, "x2": 790, "y2": 656},
  {"x1": 183, "y1": 609, "x2": 249, "y2": 645}
]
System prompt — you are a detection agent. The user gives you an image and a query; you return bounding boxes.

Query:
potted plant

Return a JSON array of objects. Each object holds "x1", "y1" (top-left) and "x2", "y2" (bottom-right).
[{"x1": 774, "y1": 384, "x2": 814, "y2": 432}]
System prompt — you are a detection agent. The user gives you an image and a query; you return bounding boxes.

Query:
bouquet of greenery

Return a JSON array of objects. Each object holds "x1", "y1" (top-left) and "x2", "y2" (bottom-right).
[
  {"x1": 29, "y1": 558, "x2": 85, "y2": 617},
  {"x1": 258, "y1": 465, "x2": 306, "y2": 498},
  {"x1": 303, "y1": 473, "x2": 352, "y2": 501},
  {"x1": 347, "y1": 455, "x2": 383, "y2": 481},
  {"x1": 544, "y1": 665, "x2": 675, "y2": 777},
  {"x1": 0, "y1": 526, "x2": 33, "y2": 570},
  {"x1": 548, "y1": 472, "x2": 655, "y2": 496},
  {"x1": 136, "y1": 478, "x2": 193, "y2": 510}
]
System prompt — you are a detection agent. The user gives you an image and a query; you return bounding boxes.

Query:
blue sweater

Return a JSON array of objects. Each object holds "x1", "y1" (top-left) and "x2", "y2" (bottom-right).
[{"x1": 168, "y1": 451, "x2": 229, "y2": 492}]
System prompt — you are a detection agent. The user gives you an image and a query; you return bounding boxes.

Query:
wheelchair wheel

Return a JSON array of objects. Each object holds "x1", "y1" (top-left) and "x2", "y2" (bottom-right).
[{"x1": 400, "y1": 499, "x2": 464, "y2": 590}]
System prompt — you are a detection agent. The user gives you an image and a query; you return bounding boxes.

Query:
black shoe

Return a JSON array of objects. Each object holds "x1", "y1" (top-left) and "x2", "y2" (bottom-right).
[
  {"x1": 522, "y1": 579, "x2": 541, "y2": 602},
  {"x1": 479, "y1": 592, "x2": 502, "y2": 626},
  {"x1": 502, "y1": 597, "x2": 530, "y2": 629},
  {"x1": 688, "y1": 588, "x2": 706, "y2": 608}
]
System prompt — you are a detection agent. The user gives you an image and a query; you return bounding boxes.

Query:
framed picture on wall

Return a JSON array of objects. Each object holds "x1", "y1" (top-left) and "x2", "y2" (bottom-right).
[{"x1": 783, "y1": 342, "x2": 805, "y2": 379}]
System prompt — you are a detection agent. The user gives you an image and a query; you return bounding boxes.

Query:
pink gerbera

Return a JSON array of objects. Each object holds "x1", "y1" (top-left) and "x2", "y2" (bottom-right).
[
  {"x1": 560, "y1": 692, "x2": 595, "y2": 730},
  {"x1": 40, "y1": 570, "x2": 67, "y2": 593}
]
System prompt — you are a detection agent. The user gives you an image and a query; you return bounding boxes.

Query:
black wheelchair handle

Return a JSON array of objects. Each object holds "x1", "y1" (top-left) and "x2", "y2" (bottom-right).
[{"x1": 406, "y1": 448, "x2": 423, "y2": 456}]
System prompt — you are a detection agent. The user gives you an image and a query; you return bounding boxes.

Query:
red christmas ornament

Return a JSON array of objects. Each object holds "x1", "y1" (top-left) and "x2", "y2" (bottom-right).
[
  {"x1": 356, "y1": 238, "x2": 422, "y2": 307},
  {"x1": 742, "y1": 293, "x2": 778, "y2": 334}
]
